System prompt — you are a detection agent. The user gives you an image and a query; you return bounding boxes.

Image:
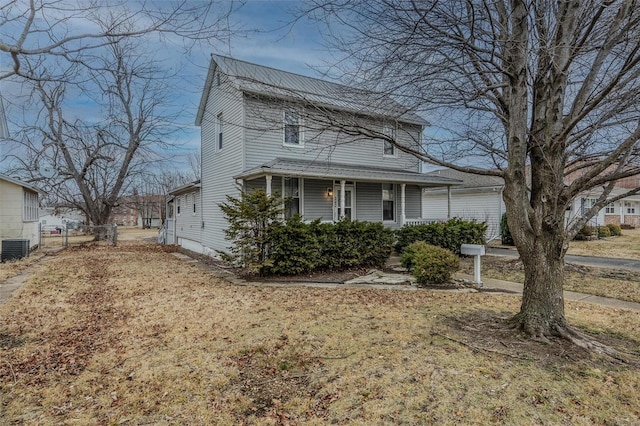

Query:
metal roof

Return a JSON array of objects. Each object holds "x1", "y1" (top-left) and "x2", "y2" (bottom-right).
[
  {"x1": 0, "y1": 173, "x2": 45, "y2": 194},
  {"x1": 168, "y1": 180, "x2": 201, "y2": 196},
  {"x1": 424, "y1": 169, "x2": 504, "y2": 190},
  {"x1": 196, "y1": 54, "x2": 428, "y2": 126},
  {"x1": 234, "y1": 158, "x2": 462, "y2": 187}
]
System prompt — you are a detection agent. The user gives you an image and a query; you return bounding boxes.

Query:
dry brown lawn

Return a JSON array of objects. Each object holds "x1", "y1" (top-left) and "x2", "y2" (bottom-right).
[
  {"x1": 568, "y1": 227, "x2": 640, "y2": 259},
  {"x1": 1, "y1": 241, "x2": 639, "y2": 424}
]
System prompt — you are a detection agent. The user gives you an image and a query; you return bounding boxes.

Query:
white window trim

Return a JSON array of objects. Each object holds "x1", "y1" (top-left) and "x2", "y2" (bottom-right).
[
  {"x1": 382, "y1": 183, "x2": 396, "y2": 222},
  {"x1": 282, "y1": 177, "x2": 304, "y2": 218},
  {"x1": 382, "y1": 124, "x2": 397, "y2": 158},
  {"x1": 23, "y1": 190, "x2": 38, "y2": 222},
  {"x1": 605, "y1": 203, "x2": 615, "y2": 214},
  {"x1": 283, "y1": 109, "x2": 304, "y2": 148},
  {"x1": 192, "y1": 192, "x2": 197, "y2": 216},
  {"x1": 176, "y1": 196, "x2": 182, "y2": 216}
]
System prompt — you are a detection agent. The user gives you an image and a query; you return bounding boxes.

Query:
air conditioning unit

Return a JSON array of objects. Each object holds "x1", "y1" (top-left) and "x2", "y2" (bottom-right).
[{"x1": 1, "y1": 239, "x2": 30, "y2": 262}]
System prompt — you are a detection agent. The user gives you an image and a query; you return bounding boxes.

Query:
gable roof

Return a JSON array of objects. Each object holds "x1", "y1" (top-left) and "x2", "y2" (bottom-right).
[
  {"x1": 196, "y1": 54, "x2": 428, "y2": 127},
  {"x1": 235, "y1": 158, "x2": 461, "y2": 187},
  {"x1": 0, "y1": 173, "x2": 45, "y2": 194},
  {"x1": 424, "y1": 169, "x2": 504, "y2": 190}
]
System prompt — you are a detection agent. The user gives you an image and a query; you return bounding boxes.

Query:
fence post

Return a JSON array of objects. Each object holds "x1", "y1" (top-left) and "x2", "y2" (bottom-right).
[
  {"x1": 112, "y1": 224, "x2": 118, "y2": 246},
  {"x1": 64, "y1": 224, "x2": 68, "y2": 247},
  {"x1": 39, "y1": 222, "x2": 44, "y2": 248}
]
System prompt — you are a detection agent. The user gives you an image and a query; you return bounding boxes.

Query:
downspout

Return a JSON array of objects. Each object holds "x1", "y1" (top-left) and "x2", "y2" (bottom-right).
[{"x1": 447, "y1": 185, "x2": 452, "y2": 219}]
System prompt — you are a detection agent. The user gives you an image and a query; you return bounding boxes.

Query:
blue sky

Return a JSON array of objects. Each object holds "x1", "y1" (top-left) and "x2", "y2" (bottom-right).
[{"x1": 0, "y1": 1, "x2": 336, "y2": 173}]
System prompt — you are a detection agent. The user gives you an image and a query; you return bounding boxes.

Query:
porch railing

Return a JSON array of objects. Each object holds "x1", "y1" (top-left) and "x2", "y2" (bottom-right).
[{"x1": 403, "y1": 218, "x2": 444, "y2": 227}]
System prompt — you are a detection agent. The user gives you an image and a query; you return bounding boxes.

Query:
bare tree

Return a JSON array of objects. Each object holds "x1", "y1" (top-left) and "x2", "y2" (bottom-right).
[
  {"x1": 8, "y1": 30, "x2": 181, "y2": 230},
  {"x1": 131, "y1": 168, "x2": 193, "y2": 227},
  {"x1": 303, "y1": 0, "x2": 640, "y2": 351},
  {"x1": 0, "y1": 0, "x2": 238, "y2": 81}
]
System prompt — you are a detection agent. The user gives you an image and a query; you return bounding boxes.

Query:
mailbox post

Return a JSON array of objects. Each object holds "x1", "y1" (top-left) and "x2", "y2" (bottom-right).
[{"x1": 460, "y1": 244, "x2": 485, "y2": 287}]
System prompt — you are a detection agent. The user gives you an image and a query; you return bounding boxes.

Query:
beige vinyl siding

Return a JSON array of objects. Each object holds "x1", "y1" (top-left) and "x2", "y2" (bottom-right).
[
  {"x1": 0, "y1": 181, "x2": 40, "y2": 250},
  {"x1": 199, "y1": 73, "x2": 245, "y2": 254},
  {"x1": 243, "y1": 96, "x2": 421, "y2": 173}
]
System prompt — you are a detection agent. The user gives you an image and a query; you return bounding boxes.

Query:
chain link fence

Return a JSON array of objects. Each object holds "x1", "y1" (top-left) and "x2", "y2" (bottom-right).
[{"x1": 40, "y1": 224, "x2": 119, "y2": 248}]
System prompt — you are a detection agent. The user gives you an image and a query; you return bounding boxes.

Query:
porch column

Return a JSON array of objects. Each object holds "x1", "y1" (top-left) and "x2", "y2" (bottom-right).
[
  {"x1": 340, "y1": 180, "x2": 346, "y2": 219},
  {"x1": 265, "y1": 174, "x2": 272, "y2": 196},
  {"x1": 400, "y1": 183, "x2": 406, "y2": 226},
  {"x1": 620, "y1": 201, "x2": 625, "y2": 225},
  {"x1": 447, "y1": 185, "x2": 452, "y2": 219}
]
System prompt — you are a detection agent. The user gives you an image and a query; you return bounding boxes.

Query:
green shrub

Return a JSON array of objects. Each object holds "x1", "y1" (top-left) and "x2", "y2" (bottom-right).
[
  {"x1": 597, "y1": 226, "x2": 611, "y2": 238},
  {"x1": 401, "y1": 241, "x2": 459, "y2": 285},
  {"x1": 606, "y1": 223, "x2": 622, "y2": 236},
  {"x1": 395, "y1": 218, "x2": 487, "y2": 254},
  {"x1": 574, "y1": 225, "x2": 595, "y2": 241},
  {"x1": 500, "y1": 213, "x2": 514, "y2": 246},
  {"x1": 268, "y1": 215, "x2": 320, "y2": 275}
]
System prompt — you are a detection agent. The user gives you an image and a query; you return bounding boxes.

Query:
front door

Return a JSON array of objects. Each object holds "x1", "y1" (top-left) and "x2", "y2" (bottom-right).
[{"x1": 333, "y1": 185, "x2": 355, "y2": 221}]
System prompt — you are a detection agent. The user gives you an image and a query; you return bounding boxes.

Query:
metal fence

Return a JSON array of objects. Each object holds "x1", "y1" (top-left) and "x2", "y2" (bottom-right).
[{"x1": 39, "y1": 224, "x2": 119, "y2": 248}]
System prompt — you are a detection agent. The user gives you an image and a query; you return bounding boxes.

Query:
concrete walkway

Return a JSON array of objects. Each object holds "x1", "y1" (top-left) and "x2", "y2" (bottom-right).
[{"x1": 0, "y1": 249, "x2": 63, "y2": 305}]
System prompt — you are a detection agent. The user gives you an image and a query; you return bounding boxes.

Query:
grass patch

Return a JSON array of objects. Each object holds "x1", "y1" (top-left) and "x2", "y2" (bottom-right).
[
  {"x1": 568, "y1": 228, "x2": 640, "y2": 260},
  {"x1": 1, "y1": 242, "x2": 639, "y2": 424}
]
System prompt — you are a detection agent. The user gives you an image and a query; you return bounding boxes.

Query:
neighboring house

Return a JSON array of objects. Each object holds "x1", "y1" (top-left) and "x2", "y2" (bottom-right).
[
  {"x1": 164, "y1": 180, "x2": 201, "y2": 251},
  {"x1": 0, "y1": 173, "x2": 43, "y2": 255},
  {"x1": 174, "y1": 54, "x2": 460, "y2": 255},
  {"x1": 422, "y1": 169, "x2": 505, "y2": 240},
  {"x1": 39, "y1": 207, "x2": 84, "y2": 230},
  {"x1": 423, "y1": 167, "x2": 640, "y2": 238}
]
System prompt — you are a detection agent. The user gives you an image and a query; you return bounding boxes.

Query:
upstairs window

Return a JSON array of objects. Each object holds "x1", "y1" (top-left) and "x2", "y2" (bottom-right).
[
  {"x1": 284, "y1": 110, "x2": 302, "y2": 146},
  {"x1": 217, "y1": 113, "x2": 223, "y2": 151},
  {"x1": 383, "y1": 124, "x2": 396, "y2": 156},
  {"x1": 382, "y1": 183, "x2": 395, "y2": 221},
  {"x1": 177, "y1": 196, "x2": 181, "y2": 215}
]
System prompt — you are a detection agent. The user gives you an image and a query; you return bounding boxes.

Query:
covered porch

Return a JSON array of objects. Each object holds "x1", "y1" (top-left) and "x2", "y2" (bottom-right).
[{"x1": 234, "y1": 158, "x2": 461, "y2": 227}]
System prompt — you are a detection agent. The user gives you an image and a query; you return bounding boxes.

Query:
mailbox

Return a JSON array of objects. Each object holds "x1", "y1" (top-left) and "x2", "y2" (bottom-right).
[{"x1": 461, "y1": 244, "x2": 485, "y2": 256}]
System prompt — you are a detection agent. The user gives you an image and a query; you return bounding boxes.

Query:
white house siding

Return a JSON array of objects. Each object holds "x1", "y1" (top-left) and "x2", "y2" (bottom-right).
[
  {"x1": 405, "y1": 185, "x2": 422, "y2": 219},
  {"x1": 173, "y1": 189, "x2": 203, "y2": 252},
  {"x1": 200, "y1": 75, "x2": 245, "y2": 256},
  {"x1": 422, "y1": 189, "x2": 504, "y2": 240},
  {"x1": 0, "y1": 181, "x2": 40, "y2": 251},
  {"x1": 243, "y1": 95, "x2": 421, "y2": 173}
]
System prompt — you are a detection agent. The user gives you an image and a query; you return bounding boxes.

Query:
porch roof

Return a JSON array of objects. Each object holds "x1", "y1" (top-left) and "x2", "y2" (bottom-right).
[{"x1": 234, "y1": 158, "x2": 462, "y2": 187}]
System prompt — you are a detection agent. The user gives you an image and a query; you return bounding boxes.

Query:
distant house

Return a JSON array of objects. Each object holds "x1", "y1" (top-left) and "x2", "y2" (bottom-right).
[
  {"x1": 39, "y1": 207, "x2": 84, "y2": 230},
  {"x1": 422, "y1": 169, "x2": 505, "y2": 240},
  {"x1": 164, "y1": 180, "x2": 201, "y2": 251},
  {"x1": 171, "y1": 54, "x2": 460, "y2": 255},
  {"x1": 0, "y1": 173, "x2": 44, "y2": 255}
]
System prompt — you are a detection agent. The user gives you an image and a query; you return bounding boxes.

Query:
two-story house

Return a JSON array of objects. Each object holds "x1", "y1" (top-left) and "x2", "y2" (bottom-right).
[{"x1": 175, "y1": 55, "x2": 460, "y2": 255}]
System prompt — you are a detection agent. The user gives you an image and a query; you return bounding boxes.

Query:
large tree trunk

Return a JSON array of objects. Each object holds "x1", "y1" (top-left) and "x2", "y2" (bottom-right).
[{"x1": 512, "y1": 234, "x2": 567, "y2": 341}]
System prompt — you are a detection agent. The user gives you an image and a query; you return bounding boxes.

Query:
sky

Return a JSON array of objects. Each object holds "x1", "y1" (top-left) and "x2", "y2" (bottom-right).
[{"x1": 0, "y1": 0, "x2": 338, "y2": 174}]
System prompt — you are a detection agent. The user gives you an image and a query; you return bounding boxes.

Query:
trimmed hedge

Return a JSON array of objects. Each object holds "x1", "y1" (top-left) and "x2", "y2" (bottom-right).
[
  {"x1": 574, "y1": 225, "x2": 595, "y2": 241},
  {"x1": 400, "y1": 241, "x2": 459, "y2": 285},
  {"x1": 597, "y1": 226, "x2": 611, "y2": 238},
  {"x1": 267, "y1": 218, "x2": 394, "y2": 275},
  {"x1": 395, "y1": 218, "x2": 487, "y2": 254}
]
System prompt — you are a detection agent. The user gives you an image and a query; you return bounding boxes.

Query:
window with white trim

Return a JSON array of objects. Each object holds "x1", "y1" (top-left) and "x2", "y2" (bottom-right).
[
  {"x1": 283, "y1": 177, "x2": 301, "y2": 218},
  {"x1": 23, "y1": 190, "x2": 38, "y2": 222},
  {"x1": 283, "y1": 110, "x2": 302, "y2": 146},
  {"x1": 626, "y1": 202, "x2": 636, "y2": 214},
  {"x1": 383, "y1": 124, "x2": 396, "y2": 156},
  {"x1": 605, "y1": 203, "x2": 615, "y2": 214},
  {"x1": 216, "y1": 113, "x2": 223, "y2": 151},
  {"x1": 192, "y1": 193, "x2": 197, "y2": 215},
  {"x1": 382, "y1": 183, "x2": 395, "y2": 221},
  {"x1": 176, "y1": 196, "x2": 182, "y2": 215}
]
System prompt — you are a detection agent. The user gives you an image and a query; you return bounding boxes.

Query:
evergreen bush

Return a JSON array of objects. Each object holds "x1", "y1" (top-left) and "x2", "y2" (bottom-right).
[
  {"x1": 606, "y1": 223, "x2": 622, "y2": 236},
  {"x1": 395, "y1": 218, "x2": 487, "y2": 254},
  {"x1": 574, "y1": 225, "x2": 595, "y2": 241},
  {"x1": 597, "y1": 226, "x2": 611, "y2": 238},
  {"x1": 500, "y1": 213, "x2": 514, "y2": 246},
  {"x1": 268, "y1": 215, "x2": 320, "y2": 275},
  {"x1": 401, "y1": 241, "x2": 459, "y2": 285}
]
